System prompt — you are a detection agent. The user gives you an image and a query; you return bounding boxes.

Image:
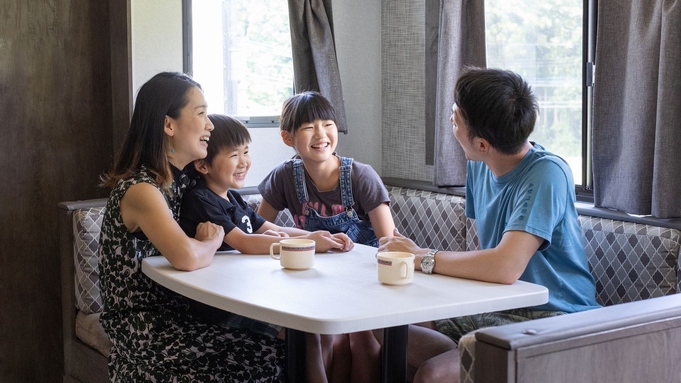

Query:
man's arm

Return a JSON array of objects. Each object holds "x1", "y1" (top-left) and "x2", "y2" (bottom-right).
[{"x1": 379, "y1": 229, "x2": 542, "y2": 284}]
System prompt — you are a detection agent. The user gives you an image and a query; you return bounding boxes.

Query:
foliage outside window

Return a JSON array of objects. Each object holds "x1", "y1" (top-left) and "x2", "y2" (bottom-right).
[
  {"x1": 485, "y1": 0, "x2": 583, "y2": 184},
  {"x1": 191, "y1": 0, "x2": 294, "y2": 122}
]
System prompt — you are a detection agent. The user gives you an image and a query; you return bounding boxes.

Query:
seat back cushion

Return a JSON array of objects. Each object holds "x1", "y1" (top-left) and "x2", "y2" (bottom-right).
[
  {"x1": 73, "y1": 207, "x2": 105, "y2": 314},
  {"x1": 242, "y1": 194, "x2": 296, "y2": 228},
  {"x1": 387, "y1": 186, "x2": 467, "y2": 252},
  {"x1": 579, "y1": 216, "x2": 681, "y2": 306}
]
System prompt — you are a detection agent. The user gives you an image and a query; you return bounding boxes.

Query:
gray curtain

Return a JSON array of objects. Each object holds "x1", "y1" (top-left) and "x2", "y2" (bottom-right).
[
  {"x1": 592, "y1": 1, "x2": 681, "y2": 217},
  {"x1": 287, "y1": 0, "x2": 348, "y2": 133},
  {"x1": 432, "y1": 0, "x2": 486, "y2": 187}
]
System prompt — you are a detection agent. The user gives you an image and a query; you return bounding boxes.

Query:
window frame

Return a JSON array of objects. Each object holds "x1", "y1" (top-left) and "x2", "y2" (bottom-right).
[
  {"x1": 182, "y1": 0, "x2": 289, "y2": 129},
  {"x1": 575, "y1": 0, "x2": 597, "y2": 203}
]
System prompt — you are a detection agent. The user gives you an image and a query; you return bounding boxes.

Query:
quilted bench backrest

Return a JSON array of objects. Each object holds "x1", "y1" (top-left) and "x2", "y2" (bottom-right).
[
  {"x1": 385, "y1": 185, "x2": 681, "y2": 308},
  {"x1": 386, "y1": 186, "x2": 468, "y2": 253},
  {"x1": 579, "y1": 216, "x2": 681, "y2": 306},
  {"x1": 73, "y1": 206, "x2": 106, "y2": 314}
]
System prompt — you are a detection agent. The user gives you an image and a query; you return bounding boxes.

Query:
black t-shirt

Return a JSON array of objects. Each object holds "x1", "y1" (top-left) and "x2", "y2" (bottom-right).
[{"x1": 180, "y1": 179, "x2": 267, "y2": 251}]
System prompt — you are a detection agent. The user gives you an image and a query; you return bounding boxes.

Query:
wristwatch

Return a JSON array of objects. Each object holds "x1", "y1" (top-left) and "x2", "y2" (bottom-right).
[{"x1": 421, "y1": 249, "x2": 437, "y2": 274}]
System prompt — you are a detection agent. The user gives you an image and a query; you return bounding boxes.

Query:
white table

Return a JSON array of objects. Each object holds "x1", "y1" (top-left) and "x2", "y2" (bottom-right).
[{"x1": 142, "y1": 244, "x2": 548, "y2": 382}]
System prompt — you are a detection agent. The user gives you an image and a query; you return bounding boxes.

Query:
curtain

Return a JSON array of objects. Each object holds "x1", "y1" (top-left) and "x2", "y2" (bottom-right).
[
  {"x1": 592, "y1": 1, "x2": 681, "y2": 217},
  {"x1": 432, "y1": 0, "x2": 486, "y2": 187},
  {"x1": 287, "y1": 0, "x2": 348, "y2": 133}
]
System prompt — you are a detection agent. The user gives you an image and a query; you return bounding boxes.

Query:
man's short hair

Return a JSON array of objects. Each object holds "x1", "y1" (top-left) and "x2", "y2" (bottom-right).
[{"x1": 454, "y1": 67, "x2": 539, "y2": 155}]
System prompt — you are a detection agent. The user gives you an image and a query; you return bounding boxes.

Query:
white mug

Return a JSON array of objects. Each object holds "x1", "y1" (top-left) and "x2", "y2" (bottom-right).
[
  {"x1": 377, "y1": 252, "x2": 415, "y2": 285},
  {"x1": 270, "y1": 239, "x2": 316, "y2": 270}
]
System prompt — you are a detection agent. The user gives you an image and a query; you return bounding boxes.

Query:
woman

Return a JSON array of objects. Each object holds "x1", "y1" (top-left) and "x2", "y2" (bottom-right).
[{"x1": 98, "y1": 72, "x2": 284, "y2": 382}]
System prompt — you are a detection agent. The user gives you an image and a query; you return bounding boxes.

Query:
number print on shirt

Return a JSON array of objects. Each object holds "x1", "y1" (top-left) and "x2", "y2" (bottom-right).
[{"x1": 242, "y1": 216, "x2": 253, "y2": 233}]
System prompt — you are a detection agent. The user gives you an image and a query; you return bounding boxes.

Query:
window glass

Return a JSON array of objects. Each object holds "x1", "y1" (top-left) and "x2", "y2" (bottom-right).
[
  {"x1": 191, "y1": 0, "x2": 293, "y2": 120},
  {"x1": 485, "y1": 1, "x2": 583, "y2": 184}
]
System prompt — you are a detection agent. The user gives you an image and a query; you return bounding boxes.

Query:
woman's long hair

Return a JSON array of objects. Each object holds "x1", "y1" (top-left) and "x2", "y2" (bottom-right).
[{"x1": 101, "y1": 72, "x2": 201, "y2": 189}]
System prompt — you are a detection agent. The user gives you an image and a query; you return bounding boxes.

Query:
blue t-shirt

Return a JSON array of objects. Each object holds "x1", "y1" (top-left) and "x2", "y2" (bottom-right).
[
  {"x1": 465, "y1": 144, "x2": 600, "y2": 313},
  {"x1": 180, "y1": 179, "x2": 267, "y2": 251}
]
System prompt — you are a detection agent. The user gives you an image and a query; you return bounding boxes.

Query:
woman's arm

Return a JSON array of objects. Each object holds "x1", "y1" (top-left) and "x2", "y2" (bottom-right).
[
  {"x1": 367, "y1": 202, "x2": 396, "y2": 240},
  {"x1": 120, "y1": 183, "x2": 224, "y2": 271}
]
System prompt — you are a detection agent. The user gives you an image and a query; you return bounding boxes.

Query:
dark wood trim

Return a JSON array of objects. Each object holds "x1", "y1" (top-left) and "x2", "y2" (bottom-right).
[{"x1": 110, "y1": 0, "x2": 132, "y2": 160}]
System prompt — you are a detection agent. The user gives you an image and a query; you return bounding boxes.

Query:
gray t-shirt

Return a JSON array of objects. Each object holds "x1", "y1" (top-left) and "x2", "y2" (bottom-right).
[{"x1": 258, "y1": 159, "x2": 390, "y2": 229}]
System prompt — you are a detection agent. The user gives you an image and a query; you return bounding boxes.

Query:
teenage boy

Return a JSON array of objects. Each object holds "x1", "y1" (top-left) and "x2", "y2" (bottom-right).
[{"x1": 379, "y1": 67, "x2": 600, "y2": 382}]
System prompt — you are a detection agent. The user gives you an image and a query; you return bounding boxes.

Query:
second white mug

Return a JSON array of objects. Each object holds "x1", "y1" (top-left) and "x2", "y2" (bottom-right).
[{"x1": 377, "y1": 251, "x2": 415, "y2": 285}]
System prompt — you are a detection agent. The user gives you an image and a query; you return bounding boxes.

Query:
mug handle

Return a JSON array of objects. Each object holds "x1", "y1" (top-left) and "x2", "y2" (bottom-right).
[
  {"x1": 270, "y1": 243, "x2": 281, "y2": 260},
  {"x1": 400, "y1": 261, "x2": 408, "y2": 278}
]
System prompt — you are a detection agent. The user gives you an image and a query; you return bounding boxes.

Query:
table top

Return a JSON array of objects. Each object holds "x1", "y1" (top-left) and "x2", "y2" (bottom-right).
[{"x1": 142, "y1": 244, "x2": 548, "y2": 334}]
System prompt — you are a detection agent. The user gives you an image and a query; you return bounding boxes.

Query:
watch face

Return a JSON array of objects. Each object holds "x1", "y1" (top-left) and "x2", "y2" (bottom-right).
[{"x1": 422, "y1": 257, "x2": 434, "y2": 272}]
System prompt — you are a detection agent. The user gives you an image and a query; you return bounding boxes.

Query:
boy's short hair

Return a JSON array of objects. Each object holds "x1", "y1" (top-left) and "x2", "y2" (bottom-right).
[
  {"x1": 279, "y1": 91, "x2": 337, "y2": 134},
  {"x1": 204, "y1": 114, "x2": 251, "y2": 165},
  {"x1": 454, "y1": 67, "x2": 539, "y2": 155}
]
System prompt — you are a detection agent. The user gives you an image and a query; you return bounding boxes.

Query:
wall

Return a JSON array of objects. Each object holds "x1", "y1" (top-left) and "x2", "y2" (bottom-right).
[
  {"x1": 131, "y1": 0, "x2": 184, "y2": 93},
  {"x1": 334, "y1": 0, "x2": 383, "y2": 174},
  {"x1": 0, "y1": 1, "x2": 113, "y2": 382}
]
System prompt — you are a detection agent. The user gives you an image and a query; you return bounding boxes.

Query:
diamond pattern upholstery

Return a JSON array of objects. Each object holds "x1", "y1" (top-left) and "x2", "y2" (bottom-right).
[
  {"x1": 73, "y1": 207, "x2": 105, "y2": 314},
  {"x1": 579, "y1": 215, "x2": 681, "y2": 306},
  {"x1": 242, "y1": 193, "x2": 296, "y2": 228},
  {"x1": 386, "y1": 186, "x2": 467, "y2": 252}
]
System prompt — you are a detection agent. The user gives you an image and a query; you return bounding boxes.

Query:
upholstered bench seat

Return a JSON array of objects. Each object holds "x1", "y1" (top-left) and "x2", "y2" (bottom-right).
[{"x1": 59, "y1": 184, "x2": 681, "y2": 383}]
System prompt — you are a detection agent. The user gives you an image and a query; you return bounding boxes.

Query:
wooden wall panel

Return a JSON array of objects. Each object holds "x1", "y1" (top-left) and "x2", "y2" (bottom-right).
[{"x1": 0, "y1": 1, "x2": 113, "y2": 382}]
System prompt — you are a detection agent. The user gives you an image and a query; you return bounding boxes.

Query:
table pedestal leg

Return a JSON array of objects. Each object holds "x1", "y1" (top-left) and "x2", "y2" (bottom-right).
[
  {"x1": 286, "y1": 328, "x2": 306, "y2": 383},
  {"x1": 381, "y1": 325, "x2": 409, "y2": 383}
]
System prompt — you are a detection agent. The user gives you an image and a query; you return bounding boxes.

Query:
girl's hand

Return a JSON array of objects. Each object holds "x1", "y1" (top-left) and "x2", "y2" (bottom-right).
[
  {"x1": 306, "y1": 231, "x2": 353, "y2": 252},
  {"x1": 378, "y1": 228, "x2": 421, "y2": 254},
  {"x1": 331, "y1": 232, "x2": 354, "y2": 252}
]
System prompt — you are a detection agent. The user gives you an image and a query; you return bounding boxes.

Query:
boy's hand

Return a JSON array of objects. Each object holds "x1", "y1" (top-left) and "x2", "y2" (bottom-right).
[{"x1": 262, "y1": 229, "x2": 289, "y2": 238}]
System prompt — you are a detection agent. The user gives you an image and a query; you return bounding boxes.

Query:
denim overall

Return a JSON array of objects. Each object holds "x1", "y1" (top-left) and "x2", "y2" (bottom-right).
[{"x1": 293, "y1": 156, "x2": 379, "y2": 247}]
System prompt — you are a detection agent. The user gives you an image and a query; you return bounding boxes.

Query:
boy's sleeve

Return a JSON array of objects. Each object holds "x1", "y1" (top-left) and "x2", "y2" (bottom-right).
[
  {"x1": 182, "y1": 189, "x2": 239, "y2": 236},
  {"x1": 229, "y1": 190, "x2": 268, "y2": 232}
]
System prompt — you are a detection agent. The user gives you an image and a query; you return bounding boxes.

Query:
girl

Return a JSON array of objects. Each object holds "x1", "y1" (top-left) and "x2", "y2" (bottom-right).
[
  {"x1": 98, "y1": 72, "x2": 284, "y2": 382},
  {"x1": 257, "y1": 91, "x2": 395, "y2": 246},
  {"x1": 257, "y1": 91, "x2": 397, "y2": 382}
]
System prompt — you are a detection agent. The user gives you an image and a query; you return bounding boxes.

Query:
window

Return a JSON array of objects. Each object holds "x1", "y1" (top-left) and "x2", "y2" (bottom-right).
[
  {"x1": 485, "y1": 0, "x2": 585, "y2": 185},
  {"x1": 187, "y1": 0, "x2": 294, "y2": 126}
]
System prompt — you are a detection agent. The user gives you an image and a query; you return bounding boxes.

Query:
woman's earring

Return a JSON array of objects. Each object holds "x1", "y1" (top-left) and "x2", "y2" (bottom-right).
[{"x1": 171, "y1": 148, "x2": 175, "y2": 153}]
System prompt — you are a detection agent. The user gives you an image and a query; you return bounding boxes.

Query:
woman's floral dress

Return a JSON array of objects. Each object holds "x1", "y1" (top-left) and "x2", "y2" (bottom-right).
[{"x1": 98, "y1": 166, "x2": 284, "y2": 382}]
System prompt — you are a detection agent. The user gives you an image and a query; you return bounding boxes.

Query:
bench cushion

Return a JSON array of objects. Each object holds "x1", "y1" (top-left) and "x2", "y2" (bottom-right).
[
  {"x1": 73, "y1": 207, "x2": 105, "y2": 314},
  {"x1": 387, "y1": 186, "x2": 468, "y2": 252},
  {"x1": 580, "y1": 216, "x2": 681, "y2": 306}
]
